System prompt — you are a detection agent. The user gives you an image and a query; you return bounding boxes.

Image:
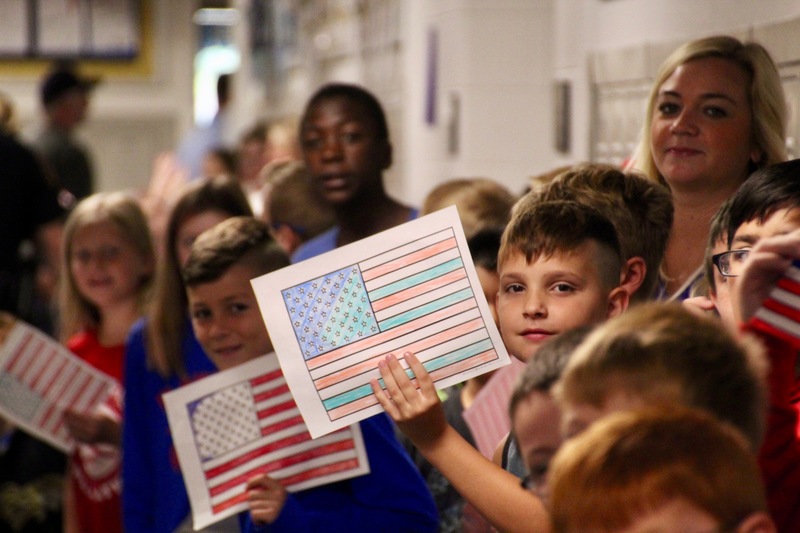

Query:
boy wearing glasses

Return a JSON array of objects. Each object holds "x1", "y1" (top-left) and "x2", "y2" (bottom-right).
[{"x1": 694, "y1": 159, "x2": 800, "y2": 331}]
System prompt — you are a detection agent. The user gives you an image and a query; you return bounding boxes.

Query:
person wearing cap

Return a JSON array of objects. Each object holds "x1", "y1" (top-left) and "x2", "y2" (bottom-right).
[{"x1": 34, "y1": 65, "x2": 99, "y2": 202}]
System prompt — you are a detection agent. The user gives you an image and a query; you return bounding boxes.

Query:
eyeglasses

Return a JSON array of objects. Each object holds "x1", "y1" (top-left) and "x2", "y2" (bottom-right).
[{"x1": 711, "y1": 249, "x2": 750, "y2": 277}]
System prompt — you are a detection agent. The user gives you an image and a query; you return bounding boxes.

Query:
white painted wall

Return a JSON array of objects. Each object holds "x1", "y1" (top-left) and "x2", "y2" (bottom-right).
[
  {"x1": 4, "y1": 0, "x2": 800, "y2": 203},
  {"x1": 401, "y1": 0, "x2": 556, "y2": 203}
]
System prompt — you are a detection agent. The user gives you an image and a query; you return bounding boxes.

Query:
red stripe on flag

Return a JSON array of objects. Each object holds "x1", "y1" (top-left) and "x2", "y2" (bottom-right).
[
  {"x1": 208, "y1": 439, "x2": 355, "y2": 497},
  {"x1": 257, "y1": 399, "x2": 297, "y2": 419},
  {"x1": 28, "y1": 346, "x2": 60, "y2": 392},
  {"x1": 776, "y1": 276, "x2": 800, "y2": 297},
  {"x1": 250, "y1": 369, "x2": 283, "y2": 387},
  {"x1": 204, "y1": 431, "x2": 312, "y2": 479},
  {"x1": 763, "y1": 297, "x2": 800, "y2": 324},
  {"x1": 12, "y1": 336, "x2": 40, "y2": 383},
  {"x1": 280, "y1": 458, "x2": 361, "y2": 486},
  {"x1": 211, "y1": 491, "x2": 249, "y2": 514},
  {"x1": 253, "y1": 383, "x2": 290, "y2": 403},
  {"x1": 260, "y1": 414, "x2": 304, "y2": 435},
  {"x1": 37, "y1": 364, "x2": 80, "y2": 429},
  {"x1": 38, "y1": 357, "x2": 68, "y2": 396},
  {"x1": 5, "y1": 331, "x2": 33, "y2": 374},
  {"x1": 750, "y1": 316, "x2": 800, "y2": 349}
]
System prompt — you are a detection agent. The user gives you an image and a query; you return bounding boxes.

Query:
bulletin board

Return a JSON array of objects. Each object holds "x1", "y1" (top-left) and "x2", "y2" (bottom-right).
[{"x1": 0, "y1": 0, "x2": 152, "y2": 78}]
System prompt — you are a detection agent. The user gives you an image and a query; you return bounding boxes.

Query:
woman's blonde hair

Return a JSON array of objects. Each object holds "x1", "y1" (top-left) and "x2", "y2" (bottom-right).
[
  {"x1": 146, "y1": 176, "x2": 252, "y2": 377},
  {"x1": 59, "y1": 192, "x2": 154, "y2": 342},
  {"x1": 630, "y1": 35, "x2": 787, "y2": 183}
]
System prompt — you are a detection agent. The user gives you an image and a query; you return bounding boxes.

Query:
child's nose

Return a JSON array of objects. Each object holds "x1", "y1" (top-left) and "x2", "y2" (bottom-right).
[{"x1": 523, "y1": 292, "x2": 547, "y2": 318}]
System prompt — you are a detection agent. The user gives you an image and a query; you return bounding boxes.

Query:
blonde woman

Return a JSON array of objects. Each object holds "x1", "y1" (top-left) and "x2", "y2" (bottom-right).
[{"x1": 628, "y1": 35, "x2": 787, "y2": 300}]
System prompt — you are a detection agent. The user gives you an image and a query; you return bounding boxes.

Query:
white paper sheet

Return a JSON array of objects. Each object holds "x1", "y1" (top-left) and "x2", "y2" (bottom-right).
[
  {"x1": 0, "y1": 320, "x2": 117, "y2": 453},
  {"x1": 163, "y1": 354, "x2": 369, "y2": 530},
  {"x1": 251, "y1": 206, "x2": 510, "y2": 438}
]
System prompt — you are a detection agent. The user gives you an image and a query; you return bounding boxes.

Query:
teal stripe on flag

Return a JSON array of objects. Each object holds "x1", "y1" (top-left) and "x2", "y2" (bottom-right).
[
  {"x1": 377, "y1": 288, "x2": 474, "y2": 330},
  {"x1": 368, "y1": 257, "x2": 464, "y2": 301}
]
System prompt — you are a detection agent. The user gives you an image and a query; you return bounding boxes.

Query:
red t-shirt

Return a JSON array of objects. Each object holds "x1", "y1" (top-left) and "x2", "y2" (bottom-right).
[{"x1": 67, "y1": 329, "x2": 124, "y2": 533}]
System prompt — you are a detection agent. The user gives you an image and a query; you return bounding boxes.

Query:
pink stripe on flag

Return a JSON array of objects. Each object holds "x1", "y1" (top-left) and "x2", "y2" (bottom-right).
[
  {"x1": 313, "y1": 317, "x2": 485, "y2": 390},
  {"x1": 370, "y1": 269, "x2": 466, "y2": 312},
  {"x1": 361, "y1": 237, "x2": 457, "y2": 282},
  {"x1": 764, "y1": 297, "x2": 800, "y2": 324},
  {"x1": 777, "y1": 276, "x2": 800, "y2": 296}
]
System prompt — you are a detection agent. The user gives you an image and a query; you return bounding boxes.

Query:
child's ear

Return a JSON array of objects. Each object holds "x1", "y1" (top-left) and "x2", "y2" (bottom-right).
[
  {"x1": 606, "y1": 286, "x2": 629, "y2": 318},
  {"x1": 736, "y1": 511, "x2": 776, "y2": 533},
  {"x1": 621, "y1": 257, "x2": 646, "y2": 297}
]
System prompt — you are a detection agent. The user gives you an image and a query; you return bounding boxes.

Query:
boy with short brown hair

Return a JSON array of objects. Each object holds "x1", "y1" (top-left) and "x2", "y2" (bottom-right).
[{"x1": 371, "y1": 200, "x2": 629, "y2": 532}]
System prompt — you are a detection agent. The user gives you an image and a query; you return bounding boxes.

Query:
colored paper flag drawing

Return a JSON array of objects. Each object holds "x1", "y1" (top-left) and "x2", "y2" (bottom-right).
[
  {"x1": 0, "y1": 317, "x2": 117, "y2": 452},
  {"x1": 252, "y1": 206, "x2": 510, "y2": 438},
  {"x1": 750, "y1": 259, "x2": 800, "y2": 348},
  {"x1": 163, "y1": 354, "x2": 369, "y2": 530}
]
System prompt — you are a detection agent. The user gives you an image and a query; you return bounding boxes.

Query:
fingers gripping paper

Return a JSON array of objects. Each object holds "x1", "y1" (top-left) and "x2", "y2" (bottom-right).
[{"x1": 251, "y1": 206, "x2": 510, "y2": 438}]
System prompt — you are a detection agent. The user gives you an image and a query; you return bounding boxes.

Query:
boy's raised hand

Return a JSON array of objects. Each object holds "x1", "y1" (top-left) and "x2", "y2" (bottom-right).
[
  {"x1": 246, "y1": 473, "x2": 288, "y2": 525},
  {"x1": 735, "y1": 229, "x2": 800, "y2": 323},
  {"x1": 370, "y1": 352, "x2": 447, "y2": 450}
]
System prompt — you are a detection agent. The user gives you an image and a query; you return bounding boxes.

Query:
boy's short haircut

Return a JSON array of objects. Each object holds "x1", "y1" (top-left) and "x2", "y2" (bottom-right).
[
  {"x1": 467, "y1": 226, "x2": 504, "y2": 272},
  {"x1": 422, "y1": 178, "x2": 516, "y2": 239},
  {"x1": 265, "y1": 160, "x2": 335, "y2": 242},
  {"x1": 702, "y1": 199, "x2": 733, "y2": 295},
  {"x1": 556, "y1": 302, "x2": 767, "y2": 449},
  {"x1": 526, "y1": 163, "x2": 673, "y2": 302},
  {"x1": 549, "y1": 406, "x2": 769, "y2": 533},
  {"x1": 725, "y1": 158, "x2": 800, "y2": 248},
  {"x1": 499, "y1": 200, "x2": 623, "y2": 290},
  {"x1": 183, "y1": 216, "x2": 290, "y2": 287},
  {"x1": 508, "y1": 326, "x2": 593, "y2": 419}
]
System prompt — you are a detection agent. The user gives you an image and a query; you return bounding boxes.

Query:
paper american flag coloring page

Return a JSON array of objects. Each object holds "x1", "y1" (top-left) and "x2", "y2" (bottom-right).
[
  {"x1": 0, "y1": 319, "x2": 117, "y2": 452},
  {"x1": 163, "y1": 354, "x2": 369, "y2": 530},
  {"x1": 253, "y1": 206, "x2": 511, "y2": 438}
]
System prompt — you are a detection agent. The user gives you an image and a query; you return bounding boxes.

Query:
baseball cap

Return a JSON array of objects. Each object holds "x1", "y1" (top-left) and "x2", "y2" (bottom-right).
[{"x1": 41, "y1": 68, "x2": 99, "y2": 106}]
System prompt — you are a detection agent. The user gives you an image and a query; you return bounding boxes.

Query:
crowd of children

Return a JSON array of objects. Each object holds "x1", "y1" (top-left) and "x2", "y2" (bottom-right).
[{"x1": 1, "y1": 31, "x2": 800, "y2": 533}]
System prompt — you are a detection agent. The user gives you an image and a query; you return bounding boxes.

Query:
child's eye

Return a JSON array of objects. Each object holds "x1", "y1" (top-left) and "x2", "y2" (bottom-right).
[
  {"x1": 301, "y1": 135, "x2": 323, "y2": 150},
  {"x1": 504, "y1": 283, "x2": 525, "y2": 294},
  {"x1": 340, "y1": 131, "x2": 363, "y2": 143},
  {"x1": 230, "y1": 303, "x2": 249, "y2": 314},
  {"x1": 191, "y1": 308, "x2": 211, "y2": 321},
  {"x1": 551, "y1": 283, "x2": 575, "y2": 294}
]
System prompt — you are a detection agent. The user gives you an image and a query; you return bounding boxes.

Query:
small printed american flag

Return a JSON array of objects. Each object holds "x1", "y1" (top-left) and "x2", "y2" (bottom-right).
[
  {"x1": 750, "y1": 260, "x2": 800, "y2": 348},
  {"x1": 281, "y1": 227, "x2": 501, "y2": 421},
  {"x1": 0, "y1": 321, "x2": 116, "y2": 452},
  {"x1": 164, "y1": 354, "x2": 369, "y2": 529}
]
